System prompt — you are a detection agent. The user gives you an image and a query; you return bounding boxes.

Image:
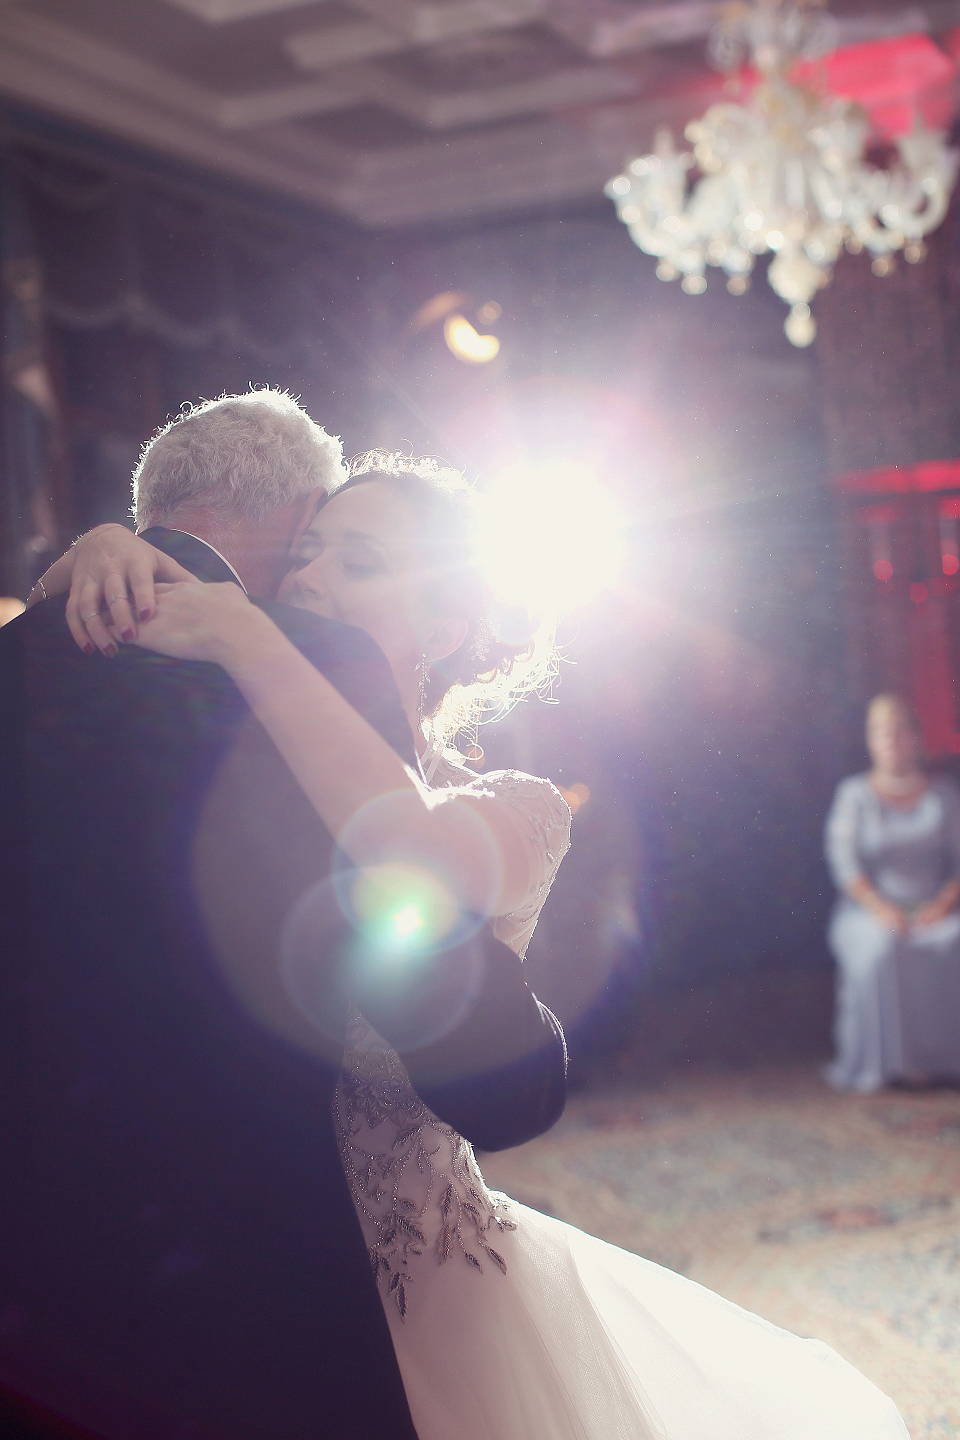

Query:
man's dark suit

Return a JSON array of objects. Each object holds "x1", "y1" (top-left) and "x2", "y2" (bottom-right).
[{"x1": 0, "y1": 530, "x2": 566, "y2": 1440}]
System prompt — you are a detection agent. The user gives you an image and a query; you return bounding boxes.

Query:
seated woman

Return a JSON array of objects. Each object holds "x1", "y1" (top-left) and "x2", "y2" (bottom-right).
[{"x1": 825, "y1": 692, "x2": 960, "y2": 1092}]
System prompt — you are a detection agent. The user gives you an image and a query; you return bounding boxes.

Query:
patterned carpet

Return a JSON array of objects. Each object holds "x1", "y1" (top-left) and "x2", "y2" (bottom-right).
[{"x1": 480, "y1": 1067, "x2": 960, "y2": 1439}]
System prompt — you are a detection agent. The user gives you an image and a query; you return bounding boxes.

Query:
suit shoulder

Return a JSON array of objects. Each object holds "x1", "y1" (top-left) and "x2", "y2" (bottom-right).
[{"x1": 256, "y1": 603, "x2": 390, "y2": 666}]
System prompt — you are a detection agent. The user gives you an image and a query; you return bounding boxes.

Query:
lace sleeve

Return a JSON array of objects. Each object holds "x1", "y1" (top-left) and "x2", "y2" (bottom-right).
[
  {"x1": 429, "y1": 755, "x2": 571, "y2": 957},
  {"x1": 486, "y1": 769, "x2": 571, "y2": 936}
]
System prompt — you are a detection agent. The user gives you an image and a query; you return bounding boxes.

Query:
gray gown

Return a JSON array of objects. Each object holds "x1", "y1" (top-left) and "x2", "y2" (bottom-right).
[{"x1": 824, "y1": 772, "x2": 960, "y2": 1091}]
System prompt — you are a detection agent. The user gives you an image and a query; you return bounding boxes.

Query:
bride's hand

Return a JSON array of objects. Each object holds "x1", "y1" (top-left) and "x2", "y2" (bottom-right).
[
  {"x1": 64, "y1": 524, "x2": 198, "y2": 656},
  {"x1": 133, "y1": 581, "x2": 266, "y2": 666}
]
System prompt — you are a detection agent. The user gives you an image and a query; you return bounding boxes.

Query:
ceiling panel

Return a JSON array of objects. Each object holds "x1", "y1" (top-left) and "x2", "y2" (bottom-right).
[
  {"x1": 373, "y1": 24, "x2": 585, "y2": 91},
  {"x1": 167, "y1": 0, "x2": 320, "y2": 19},
  {"x1": 0, "y1": 0, "x2": 955, "y2": 226}
]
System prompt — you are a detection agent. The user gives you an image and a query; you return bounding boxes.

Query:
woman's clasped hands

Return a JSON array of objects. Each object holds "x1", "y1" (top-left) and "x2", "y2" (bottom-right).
[
  {"x1": 867, "y1": 897, "x2": 910, "y2": 936},
  {"x1": 31, "y1": 521, "x2": 268, "y2": 666},
  {"x1": 133, "y1": 581, "x2": 265, "y2": 666},
  {"x1": 27, "y1": 523, "x2": 200, "y2": 656},
  {"x1": 868, "y1": 890, "x2": 958, "y2": 935}
]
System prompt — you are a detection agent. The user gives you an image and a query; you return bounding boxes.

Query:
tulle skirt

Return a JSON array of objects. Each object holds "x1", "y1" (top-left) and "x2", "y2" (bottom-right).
[{"x1": 383, "y1": 1201, "x2": 909, "y2": 1440}]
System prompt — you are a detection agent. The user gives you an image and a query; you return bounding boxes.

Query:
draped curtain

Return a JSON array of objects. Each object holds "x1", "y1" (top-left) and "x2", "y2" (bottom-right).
[
  {"x1": 0, "y1": 120, "x2": 375, "y2": 595},
  {"x1": 814, "y1": 187, "x2": 960, "y2": 759}
]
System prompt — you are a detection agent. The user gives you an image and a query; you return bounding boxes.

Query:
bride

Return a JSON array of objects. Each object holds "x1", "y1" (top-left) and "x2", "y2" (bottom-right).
[{"x1": 40, "y1": 451, "x2": 907, "y2": 1440}]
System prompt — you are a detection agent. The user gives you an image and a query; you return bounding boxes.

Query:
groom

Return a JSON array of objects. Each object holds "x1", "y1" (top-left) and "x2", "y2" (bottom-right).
[{"x1": 0, "y1": 392, "x2": 565, "y2": 1440}]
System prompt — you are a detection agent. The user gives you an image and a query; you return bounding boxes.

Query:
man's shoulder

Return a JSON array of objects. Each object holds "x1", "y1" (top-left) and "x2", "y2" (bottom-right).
[
  {"x1": 9, "y1": 596, "x2": 385, "y2": 673},
  {"x1": 3, "y1": 597, "x2": 82, "y2": 671},
  {"x1": 8, "y1": 597, "x2": 239, "y2": 718},
  {"x1": 5, "y1": 596, "x2": 417, "y2": 768}
]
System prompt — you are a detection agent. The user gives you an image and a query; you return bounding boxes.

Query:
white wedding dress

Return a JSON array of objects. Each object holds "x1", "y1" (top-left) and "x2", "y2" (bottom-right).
[{"x1": 334, "y1": 748, "x2": 909, "y2": 1440}]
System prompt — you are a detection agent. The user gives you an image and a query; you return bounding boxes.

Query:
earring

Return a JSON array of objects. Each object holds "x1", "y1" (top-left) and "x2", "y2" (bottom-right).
[{"x1": 417, "y1": 652, "x2": 428, "y2": 724}]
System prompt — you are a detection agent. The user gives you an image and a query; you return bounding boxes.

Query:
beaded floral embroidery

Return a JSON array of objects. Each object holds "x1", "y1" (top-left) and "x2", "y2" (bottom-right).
[{"x1": 334, "y1": 1014, "x2": 517, "y2": 1319}]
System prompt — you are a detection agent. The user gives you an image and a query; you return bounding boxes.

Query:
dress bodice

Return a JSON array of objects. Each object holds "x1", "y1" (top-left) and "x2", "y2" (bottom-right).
[
  {"x1": 825, "y1": 773, "x2": 960, "y2": 908},
  {"x1": 334, "y1": 751, "x2": 571, "y2": 1317}
]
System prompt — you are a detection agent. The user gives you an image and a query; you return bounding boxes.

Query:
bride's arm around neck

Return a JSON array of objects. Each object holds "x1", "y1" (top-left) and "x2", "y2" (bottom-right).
[{"x1": 133, "y1": 579, "x2": 545, "y2": 922}]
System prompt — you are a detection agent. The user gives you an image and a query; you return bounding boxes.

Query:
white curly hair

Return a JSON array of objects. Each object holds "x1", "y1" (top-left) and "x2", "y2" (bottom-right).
[{"x1": 132, "y1": 389, "x2": 346, "y2": 528}]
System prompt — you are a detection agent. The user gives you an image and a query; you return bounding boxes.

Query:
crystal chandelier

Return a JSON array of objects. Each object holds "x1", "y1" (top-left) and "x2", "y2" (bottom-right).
[{"x1": 604, "y1": 0, "x2": 959, "y2": 345}]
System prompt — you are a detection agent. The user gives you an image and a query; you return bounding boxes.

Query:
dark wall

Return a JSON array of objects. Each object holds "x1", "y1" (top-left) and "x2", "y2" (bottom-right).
[
  {"x1": 817, "y1": 203, "x2": 960, "y2": 477},
  {"x1": 0, "y1": 118, "x2": 378, "y2": 595}
]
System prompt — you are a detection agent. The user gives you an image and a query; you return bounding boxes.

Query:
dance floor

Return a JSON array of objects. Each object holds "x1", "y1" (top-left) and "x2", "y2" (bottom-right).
[{"x1": 481, "y1": 1067, "x2": 960, "y2": 1439}]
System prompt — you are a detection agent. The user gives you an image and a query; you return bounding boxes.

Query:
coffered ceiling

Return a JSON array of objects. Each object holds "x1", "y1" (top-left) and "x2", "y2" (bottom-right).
[{"x1": 0, "y1": 0, "x2": 958, "y2": 225}]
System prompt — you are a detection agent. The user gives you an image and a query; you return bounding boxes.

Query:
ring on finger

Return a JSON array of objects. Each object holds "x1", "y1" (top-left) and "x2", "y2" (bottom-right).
[
  {"x1": 81, "y1": 611, "x2": 101, "y2": 622},
  {"x1": 106, "y1": 594, "x2": 126, "y2": 604}
]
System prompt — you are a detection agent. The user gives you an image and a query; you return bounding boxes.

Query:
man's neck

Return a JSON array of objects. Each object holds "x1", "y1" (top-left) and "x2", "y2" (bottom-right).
[
  {"x1": 153, "y1": 510, "x2": 281, "y2": 599},
  {"x1": 158, "y1": 529, "x2": 246, "y2": 590}
]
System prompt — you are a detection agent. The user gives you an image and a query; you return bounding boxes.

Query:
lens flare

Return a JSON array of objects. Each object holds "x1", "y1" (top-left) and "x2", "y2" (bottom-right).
[
  {"x1": 411, "y1": 291, "x2": 470, "y2": 332},
  {"x1": 348, "y1": 862, "x2": 461, "y2": 956},
  {"x1": 280, "y1": 869, "x2": 486, "y2": 1054},
  {"x1": 393, "y1": 904, "x2": 423, "y2": 937},
  {"x1": 478, "y1": 458, "x2": 626, "y2": 613},
  {"x1": 281, "y1": 793, "x2": 502, "y2": 1053},
  {"x1": 280, "y1": 875, "x2": 352, "y2": 1044},
  {"x1": 335, "y1": 789, "x2": 503, "y2": 928},
  {"x1": 443, "y1": 312, "x2": 500, "y2": 365}
]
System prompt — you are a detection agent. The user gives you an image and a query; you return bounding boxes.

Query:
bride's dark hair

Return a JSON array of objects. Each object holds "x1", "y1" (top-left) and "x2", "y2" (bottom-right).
[{"x1": 333, "y1": 450, "x2": 558, "y2": 748}]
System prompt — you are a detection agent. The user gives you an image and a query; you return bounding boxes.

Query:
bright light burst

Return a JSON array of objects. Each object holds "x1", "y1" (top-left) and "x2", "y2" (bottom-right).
[
  {"x1": 443, "y1": 312, "x2": 500, "y2": 365},
  {"x1": 477, "y1": 458, "x2": 627, "y2": 614},
  {"x1": 349, "y1": 862, "x2": 459, "y2": 959},
  {"x1": 391, "y1": 903, "x2": 425, "y2": 938}
]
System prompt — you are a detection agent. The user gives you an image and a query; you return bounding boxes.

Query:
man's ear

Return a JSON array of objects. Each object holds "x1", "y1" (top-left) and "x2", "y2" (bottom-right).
[
  {"x1": 288, "y1": 487, "x2": 327, "y2": 549},
  {"x1": 425, "y1": 615, "x2": 468, "y2": 664}
]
